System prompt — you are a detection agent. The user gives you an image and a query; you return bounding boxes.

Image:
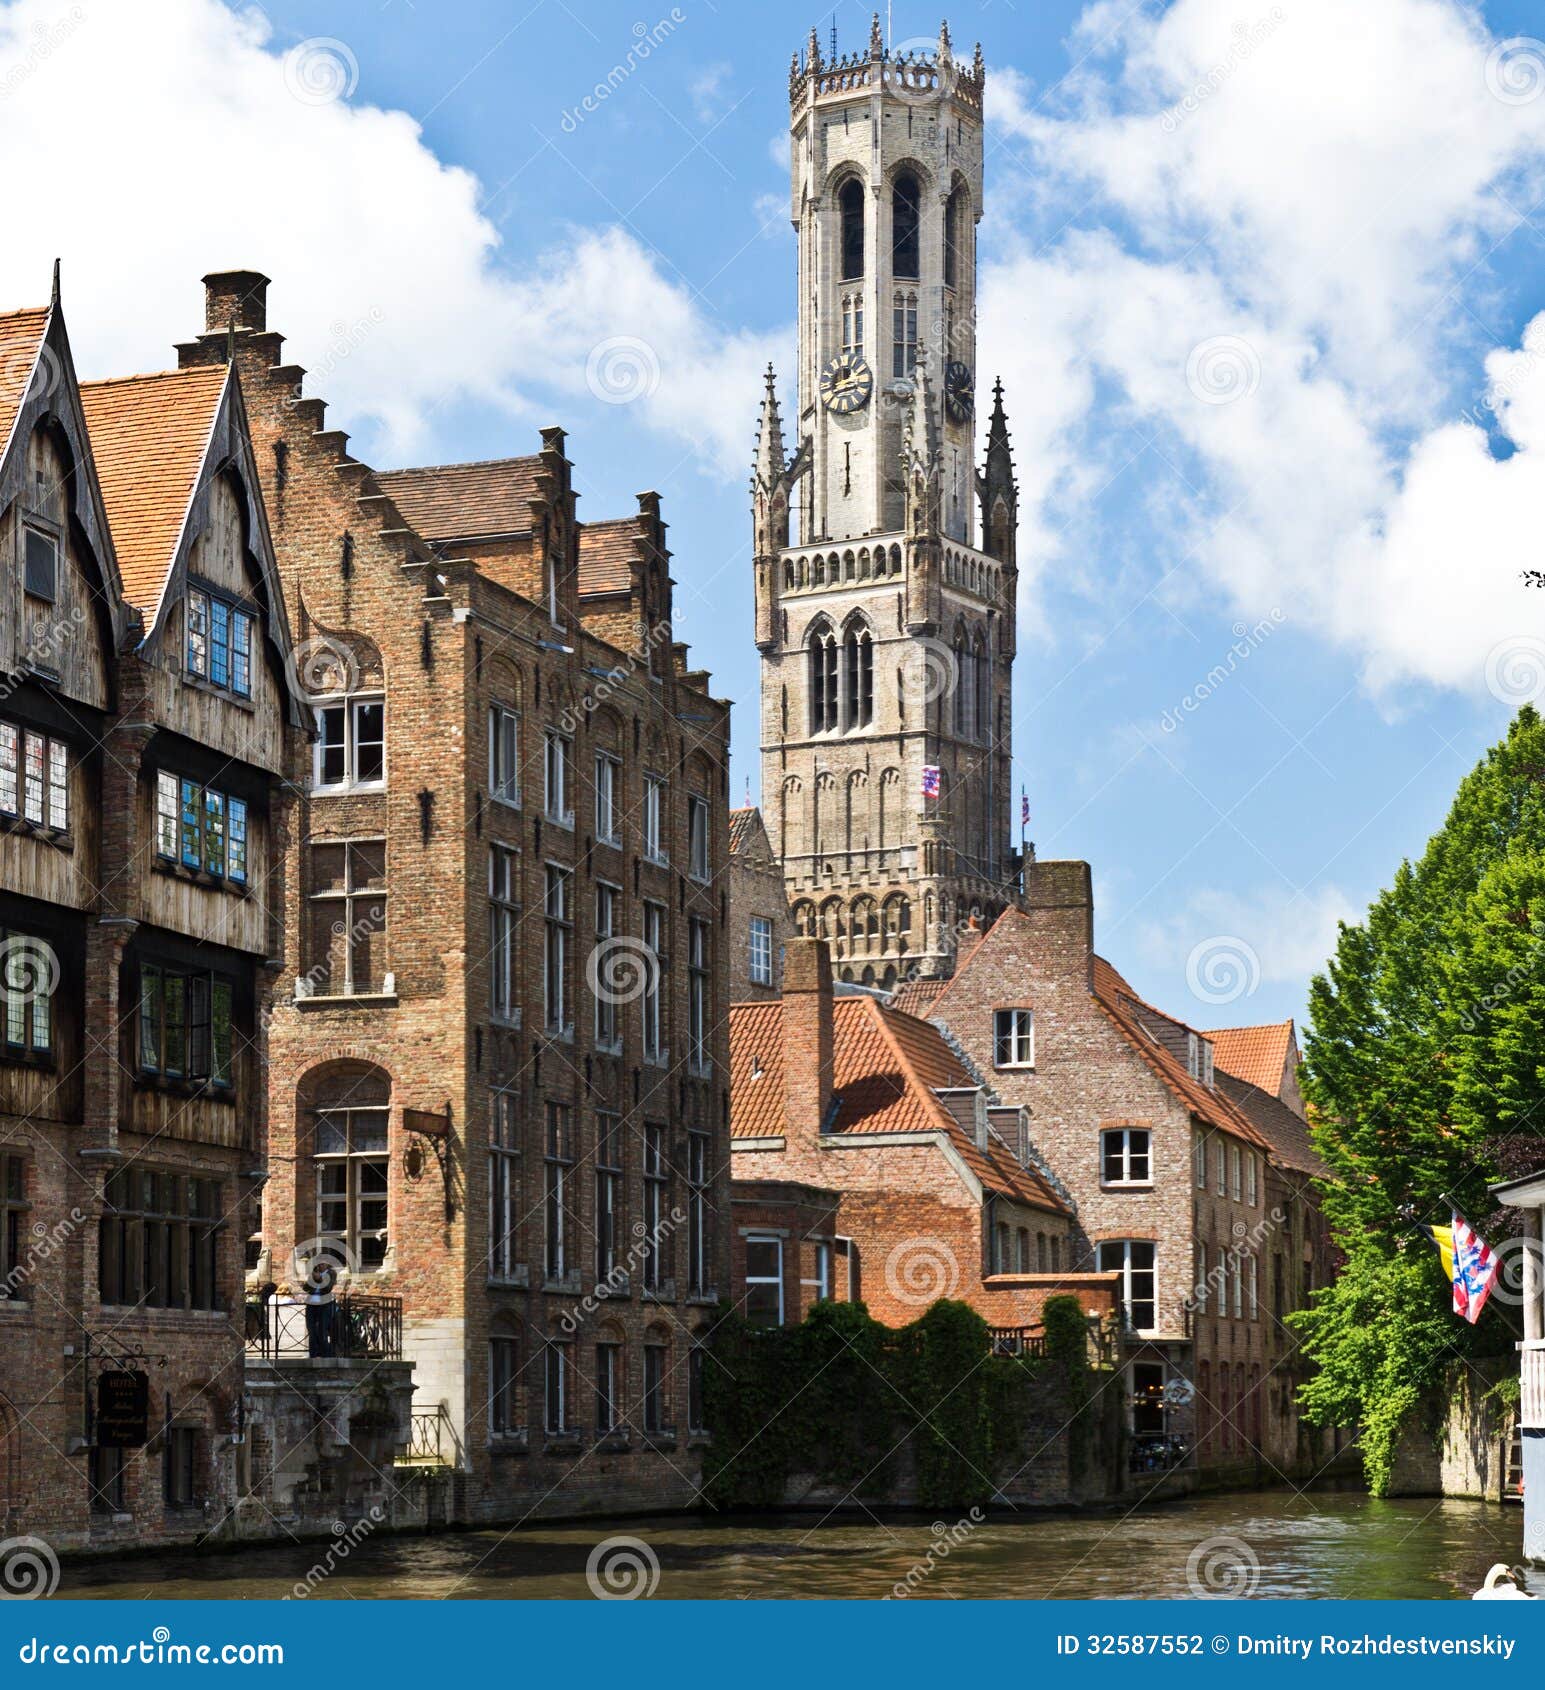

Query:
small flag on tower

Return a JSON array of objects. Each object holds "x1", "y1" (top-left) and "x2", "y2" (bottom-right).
[
  {"x1": 1021, "y1": 789, "x2": 1030, "y2": 830},
  {"x1": 922, "y1": 764, "x2": 941, "y2": 800},
  {"x1": 1426, "y1": 1213, "x2": 1501, "y2": 1324}
]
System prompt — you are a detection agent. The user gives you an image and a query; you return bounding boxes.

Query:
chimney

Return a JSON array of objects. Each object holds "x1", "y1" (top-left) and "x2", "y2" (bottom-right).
[
  {"x1": 782, "y1": 937, "x2": 834, "y2": 1134},
  {"x1": 1023, "y1": 859, "x2": 1094, "y2": 985},
  {"x1": 202, "y1": 269, "x2": 271, "y2": 334}
]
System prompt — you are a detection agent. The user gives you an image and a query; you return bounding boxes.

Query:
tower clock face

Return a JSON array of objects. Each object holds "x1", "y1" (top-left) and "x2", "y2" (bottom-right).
[
  {"x1": 944, "y1": 360, "x2": 974, "y2": 423},
  {"x1": 820, "y1": 353, "x2": 874, "y2": 414}
]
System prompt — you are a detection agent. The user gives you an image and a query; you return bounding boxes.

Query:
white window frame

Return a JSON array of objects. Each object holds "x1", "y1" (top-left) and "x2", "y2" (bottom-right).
[
  {"x1": 489, "y1": 845, "x2": 520, "y2": 1023},
  {"x1": 993, "y1": 1007, "x2": 1034, "y2": 1069},
  {"x1": 748, "y1": 916, "x2": 774, "y2": 987},
  {"x1": 744, "y1": 1234, "x2": 784, "y2": 1325},
  {"x1": 1229, "y1": 1143, "x2": 1242, "y2": 1202},
  {"x1": 1193, "y1": 1130, "x2": 1207, "y2": 1190},
  {"x1": 1100, "y1": 1127, "x2": 1151, "y2": 1187},
  {"x1": 643, "y1": 773, "x2": 668, "y2": 866},
  {"x1": 543, "y1": 863, "x2": 572, "y2": 1036},
  {"x1": 488, "y1": 704, "x2": 521, "y2": 808},
  {"x1": 313, "y1": 695, "x2": 385, "y2": 792},
  {"x1": 1097, "y1": 1239, "x2": 1157, "y2": 1332},
  {"x1": 544, "y1": 730, "x2": 573, "y2": 829},
  {"x1": 488, "y1": 1087, "x2": 520, "y2": 1282},
  {"x1": 1247, "y1": 1153, "x2": 1258, "y2": 1207},
  {"x1": 594, "y1": 882, "x2": 622, "y2": 1051},
  {"x1": 687, "y1": 794, "x2": 711, "y2": 883},
  {"x1": 1213, "y1": 1140, "x2": 1226, "y2": 1196},
  {"x1": 1247, "y1": 1253, "x2": 1258, "y2": 1320},
  {"x1": 642, "y1": 900, "x2": 666, "y2": 1065},
  {"x1": 594, "y1": 752, "x2": 621, "y2": 846}
]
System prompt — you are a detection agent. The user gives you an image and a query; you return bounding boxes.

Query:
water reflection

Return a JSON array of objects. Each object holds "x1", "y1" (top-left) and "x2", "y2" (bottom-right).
[{"x1": 57, "y1": 1489, "x2": 1539, "y2": 1601}]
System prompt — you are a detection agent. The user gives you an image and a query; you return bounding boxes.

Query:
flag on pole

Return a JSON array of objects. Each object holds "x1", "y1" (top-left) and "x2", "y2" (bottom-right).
[
  {"x1": 922, "y1": 764, "x2": 940, "y2": 800},
  {"x1": 1426, "y1": 1213, "x2": 1500, "y2": 1323},
  {"x1": 1021, "y1": 789, "x2": 1030, "y2": 830}
]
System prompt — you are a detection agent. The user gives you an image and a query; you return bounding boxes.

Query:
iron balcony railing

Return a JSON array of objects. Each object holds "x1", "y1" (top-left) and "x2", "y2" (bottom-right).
[
  {"x1": 987, "y1": 1326, "x2": 1048, "y2": 1359},
  {"x1": 244, "y1": 1293, "x2": 403, "y2": 1360}
]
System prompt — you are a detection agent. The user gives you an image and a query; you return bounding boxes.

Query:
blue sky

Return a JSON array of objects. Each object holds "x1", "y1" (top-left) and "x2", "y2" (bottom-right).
[{"x1": 4, "y1": 0, "x2": 1544, "y2": 1031}]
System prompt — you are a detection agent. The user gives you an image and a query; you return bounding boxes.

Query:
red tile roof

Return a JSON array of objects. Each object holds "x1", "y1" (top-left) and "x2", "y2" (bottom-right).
[
  {"x1": 890, "y1": 978, "x2": 947, "y2": 1018},
  {"x1": 0, "y1": 307, "x2": 51, "y2": 469},
  {"x1": 1203, "y1": 1020, "x2": 1296, "y2": 1098},
  {"x1": 79, "y1": 366, "x2": 229, "y2": 615},
  {"x1": 730, "y1": 995, "x2": 1066, "y2": 1212},
  {"x1": 728, "y1": 806, "x2": 759, "y2": 856},
  {"x1": 577, "y1": 519, "x2": 638, "y2": 596},
  {"x1": 375, "y1": 456, "x2": 542, "y2": 542}
]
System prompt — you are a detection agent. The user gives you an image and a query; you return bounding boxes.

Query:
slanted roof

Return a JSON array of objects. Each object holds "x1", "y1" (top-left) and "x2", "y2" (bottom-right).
[
  {"x1": 1203, "y1": 1020, "x2": 1296, "y2": 1098},
  {"x1": 1218, "y1": 1073, "x2": 1325, "y2": 1180},
  {"x1": 0, "y1": 307, "x2": 51, "y2": 467},
  {"x1": 375, "y1": 455, "x2": 542, "y2": 542},
  {"x1": 577, "y1": 518, "x2": 638, "y2": 596},
  {"x1": 79, "y1": 365, "x2": 229, "y2": 614},
  {"x1": 728, "y1": 806, "x2": 759, "y2": 856},
  {"x1": 891, "y1": 978, "x2": 947, "y2": 1017},
  {"x1": 729, "y1": 994, "x2": 1066, "y2": 1212}
]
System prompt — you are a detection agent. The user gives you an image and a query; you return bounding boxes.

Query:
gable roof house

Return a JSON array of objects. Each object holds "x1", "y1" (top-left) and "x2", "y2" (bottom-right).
[
  {"x1": 0, "y1": 281, "x2": 309, "y2": 1551},
  {"x1": 729, "y1": 937, "x2": 1120, "y2": 1332}
]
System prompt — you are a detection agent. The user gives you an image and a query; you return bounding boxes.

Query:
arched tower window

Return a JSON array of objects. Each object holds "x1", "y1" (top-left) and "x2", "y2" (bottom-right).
[
  {"x1": 808, "y1": 625, "x2": 838, "y2": 732},
  {"x1": 892, "y1": 172, "x2": 921, "y2": 279},
  {"x1": 839, "y1": 178, "x2": 865, "y2": 281},
  {"x1": 843, "y1": 625, "x2": 873, "y2": 728},
  {"x1": 972, "y1": 630, "x2": 988, "y2": 742}
]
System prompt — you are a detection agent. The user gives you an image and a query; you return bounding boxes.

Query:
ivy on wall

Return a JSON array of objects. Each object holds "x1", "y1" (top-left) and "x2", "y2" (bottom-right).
[{"x1": 703, "y1": 1295, "x2": 1096, "y2": 1512}]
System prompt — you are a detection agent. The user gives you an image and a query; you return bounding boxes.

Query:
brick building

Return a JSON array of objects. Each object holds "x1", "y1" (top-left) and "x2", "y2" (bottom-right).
[
  {"x1": 173, "y1": 269, "x2": 732, "y2": 1523},
  {"x1": 0, "y1": 282, "x2": 306, "y2": 1548},
  {"x1": 728, "y1": 936, "x2": 1118, "y2": 1333},
  {"x1": 754, "y1": 23, "x2": 1024, "y2": 987},
  {"x1": 726, "y1": 805, "x2": 790, "y2": 1001},
  {"x1": 898, "y1": 860, "x2": 1332, "y2": 1480}
]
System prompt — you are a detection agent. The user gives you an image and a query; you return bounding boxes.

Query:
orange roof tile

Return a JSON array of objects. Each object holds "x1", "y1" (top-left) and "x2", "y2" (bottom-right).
[
  {"x1": 79, "y1": 366, "x2": 228, "y2": 615},
  {"x1": 375, "y1": 456, "x2": 542, "y2": 542},
  {"x1": 730, "y1": 995, "x2": 1066, "y2": 1212},
  {"x1": 1203, "y1": 1020, "x2": 1296, "y2": 1098},
  {"x1": 577, "y1": 519, "x2": 638, "y2": 596},
  {"x1": 890, "y1": 978, "x2": 947, "y2": 1018},
  {"x1": 728, "y1": 806, "x2": 759, "y2": 856},
  {"x1": 0, "y1": 307, "x2": 51, "y2": 470}
]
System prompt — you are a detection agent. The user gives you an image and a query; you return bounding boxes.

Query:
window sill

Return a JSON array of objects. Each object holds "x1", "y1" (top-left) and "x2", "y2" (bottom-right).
[
  {"x1": 294, "y1": 991, "x2": 398, "y2": 1010},
  {"x1": 0, "y1": 1048, "x2": 55, "y2": 1073},
  {"x1": 593, "y1": 1038, "x2": 622, "y2": 1057},
  {"x1": 97, "y1": 1305, "x2": 229, "y2": 1321},
  {"x1": 184, "y1": 674, "x2": 255, "y2": 712},
  {"x1": 134, "y1": 1073, "x2": 235, "y2": 1101},
  {"x1": 543, "y1": 1432, "x2": 583, "y2": 1455},
  {"x1": 542, "y1": 1273, "x2": 583, "y2": 1296},
  {"x1": 596, "y1": 1429, "x2": 632, "y2": 1454},
  {"x1": 543, "y1": 1022, "x2": 575, "y2": 1045},
  {"x1": 310, "y1": 780, "x2": 385, "y2": 797},
  {"x1": 1102, "y1": 1182, "x2": 1154, "y2": 1193},
  {"x1": 0, "y1": 1295, "x2": 31, "y2": 1313},
  {"x1": 641, "y1": 1281, "x2": 677, "y2": 1304},
  {"x1": 488, "y1": 1428, "x2": 530, "y2": 1455},
  {"x1": 489, "y1": 1008, "x2": 524, "y2": 1031},
  {"x1": 0, "y1": 812, "x2": 72, "y2": 849},
  {"x1": 595, "y1": 834, "x2": 622, "y2": 851},
  {"x1": 152, "y1": 858, "x2": 249, "y2": 896},
  {"x1": 487, "y1": 1266, "x2": 531, "y2": 1290},
  {"x1": 643, "y1": 1049, "x2": 670, "y2": 1070},
  {"x1": 685, "y1": 1290, "x2": 719, "y2": 1307},
  {"x1": 688, "y1": 872, "x2": 711, "y2": 888},
  {"x1": 489, "y1": 793, "x2": 522, "y2": 813},
  {"x1": 639, "y1": 1428, "x2": 678, "y2": 1453},
  {"x1": 544, "y1": 811, "x2": 575, "y2": 832},
  {"x1": 995, "y1": 1062, "x2": 1035, "y2": 1072},
  {"x1": 688, "y1": 1063, "x2": 712, "y2": 1080},
  {"x1": 641, "y1": 852, "x2": 669, "y2": 870}
]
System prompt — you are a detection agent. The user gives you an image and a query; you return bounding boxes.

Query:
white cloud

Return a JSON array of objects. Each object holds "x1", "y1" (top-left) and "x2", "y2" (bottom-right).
[
  {"x1": 0, "y1": 0, "x2": 781, "y2": 476},
  {"x1": 981, "y1": 0, "x2": 1545, "y2": 699},
  {"x1": 689, "y1": 61, "x2": 733, "y2": 125}
]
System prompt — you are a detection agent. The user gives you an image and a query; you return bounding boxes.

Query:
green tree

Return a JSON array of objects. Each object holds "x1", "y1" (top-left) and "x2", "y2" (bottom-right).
[{"x1": 1295, "y1": 706, "x2": 1545, "y2": 1490}]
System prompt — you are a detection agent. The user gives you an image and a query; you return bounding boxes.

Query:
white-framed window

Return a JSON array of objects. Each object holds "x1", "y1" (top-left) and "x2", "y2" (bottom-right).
[
  {"x1": 489, "y1": 845, "x2": 519, "y2": 1022},
  {"x1": 1194, "y1": 1242, "x2": 1208, "y2": 1313},
  {"x1": 749, "y1": 916, "x2": 773, "y2": 987},
  {"x1": 595, "y1": 1112, "x2": 623, "y2": 1281},
  {"x1": 1247, "y1": 1153, "x2": 1258, "y2": 1207},
  {"x1": 1247, "y1": 1253, "x2": 1258, "y2": 1319},
  {"x1": 641, "y1": 1122, "x2": 668, "y2": 1292},
  {"x1": 1229, "y1": 1143, "x2": 1242, "y2": 1202},
  {"x1": 186, "y1": 588, "x2": 254, "y2": 697},
  {"x1": 1233, "y1": 1248, "x2": 1244, "y2": 1318},
  {"x1": 688, "y1": 917, "x2": 710, "y2": 1076},
  {"x1": 595, "y1": 1340, "x2": 622, "y2": 1434},
  {"x1": 687, "y1": 1128, "x2": 711, "y2": 1296},
  {"x1": 1096, "y1": 1239, "x2": 1156, "y2": 1330},
  {"x1": 314, "y1": 1104, "x2": 389, "y2": 1270},
  {"x1": 489, "y1": 1333, "x2": 519, "y2": 1437},
  {"x1": 0, "y1": 722, "x2": 68, "y2": 830},
  {"x1": 23, "y1": 524, "x2": 57, "y2": 602},
  {"x1": 544, "y1": 730, "x2": 572, "y2": 827},
  {"x1": 744, "y1": 1235, "x2": 783, "y2": 1326},
  {"x1": 642, "y1": 900, "x2": 666, "y2": 1064},
  {"x1": 1193, "y1": 1130, "x2": 1207, "y2": 1190},
  {"x1": 156, "y1": 771, "x2": 248, "y2": 883},
  {"x1": 488, "y1": 1088, "x2": 520, "y2": 1282},
  {"x1": 643, "y1": 773, "x2": 667, "y2": 865},
  {"x1": 1213, "y1": 1140, "x2": 1226, "y2": 1196},
  {"x1": 314, "y1": 696, "x2": 384, "y2": 790},
  {"x1": 1216, "y1": 1244, "x2": 1229, "y2": 1319},
  {"x1": 688, "y1": 795, "x2": 710, "y2": 882},
  {"x1": 543, "y1": 864, "x2": 571, "y2": 1034},
  {"x1": 488, "y1": 705, "x2": 520, "y2": 807},
  {"x1": 306, "y1": 839, "x2": 387, "y2": 996},
  {"x1": 544, "y1": 1339, "x2": 572, "y2": 1434},
  {"x1": 594, "y1": 752, "x2": 620, "y2": 845},
  {"x1": 594, "y1": 881, "x2": 622, "y2": 1050},
  {"x1": 993, "y1": 1007, "x2": 1034, "y2": 1068},
  {"x1": 544, "y1": 1101, "x2": 574, "y2": 1281},
  {"x1": 1187, "y1": 1031, "x2": 1215, "y2": 1087},
  {"x1": 1101, "y1": 1127, "x2": 1151, "y2": 1186}
]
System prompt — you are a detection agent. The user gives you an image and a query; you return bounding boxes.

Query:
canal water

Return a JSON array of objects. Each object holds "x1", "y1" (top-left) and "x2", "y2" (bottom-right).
[{"x1": 55, "y1": 1488, "x2": 1543, "y2": 1600}]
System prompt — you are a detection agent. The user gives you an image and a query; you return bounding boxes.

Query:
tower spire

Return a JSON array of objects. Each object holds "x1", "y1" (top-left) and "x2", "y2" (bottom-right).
[
  {"x1": 977, "y1": 376, "x2": 1018, "y2": 566},
  {"x1": 902, "y1": 354, "x2": 943, "y2": 538}
]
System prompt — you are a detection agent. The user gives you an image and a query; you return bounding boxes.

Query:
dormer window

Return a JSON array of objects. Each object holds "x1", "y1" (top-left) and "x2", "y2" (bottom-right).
[
  {"x1": 186, "y1": 588, "x2": 253, "y2": 698},
  {"x1": 1187, "y1": 1032, "x2": 1215, "y2": 1088}
]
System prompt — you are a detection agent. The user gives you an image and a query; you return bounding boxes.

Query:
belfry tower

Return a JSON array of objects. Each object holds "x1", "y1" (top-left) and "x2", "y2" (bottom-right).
[{"x1": 754, "y1": 17, "x2": 1020, "y2": 986}]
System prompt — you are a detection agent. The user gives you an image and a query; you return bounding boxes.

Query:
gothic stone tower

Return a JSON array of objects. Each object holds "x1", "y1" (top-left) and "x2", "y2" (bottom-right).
[{"x1": 755, "y1": 17, "x2": 1020, "y2": 986}]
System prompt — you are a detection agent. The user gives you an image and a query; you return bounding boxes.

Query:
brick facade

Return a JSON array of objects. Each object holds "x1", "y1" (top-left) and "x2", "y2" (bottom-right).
[
  {"x1": 175, "y1": 269, "x2": 733, "y2": 1523},
  {"x1": 726, "y1": 807, "x2": 790, "y2": 1002}
]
